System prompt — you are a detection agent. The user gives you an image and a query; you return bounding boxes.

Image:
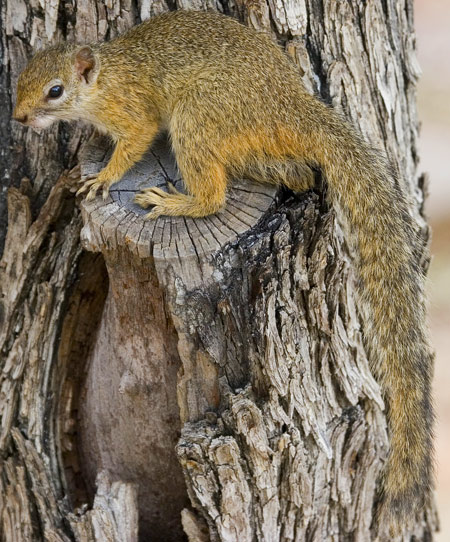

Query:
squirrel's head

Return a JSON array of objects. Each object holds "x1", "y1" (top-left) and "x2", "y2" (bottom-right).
[{"x1": 13, "y1": 44, "x2": 100, "y2": 130}]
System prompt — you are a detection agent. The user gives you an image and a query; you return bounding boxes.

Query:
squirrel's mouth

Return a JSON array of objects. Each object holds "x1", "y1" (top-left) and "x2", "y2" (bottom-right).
[{"x1": 29, "y1": 114, "x2": 57, "y2": 130}]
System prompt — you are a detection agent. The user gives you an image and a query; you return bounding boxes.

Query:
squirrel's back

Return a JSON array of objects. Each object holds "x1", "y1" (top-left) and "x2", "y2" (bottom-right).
[{"x1": 98, "y1": 11, "x2": 308, "y2": 122}]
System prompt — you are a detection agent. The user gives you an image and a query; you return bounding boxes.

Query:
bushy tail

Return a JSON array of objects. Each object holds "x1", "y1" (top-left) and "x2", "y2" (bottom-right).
[{"x1": 300, "y1": 101, "x2": 434, "y2": 525}]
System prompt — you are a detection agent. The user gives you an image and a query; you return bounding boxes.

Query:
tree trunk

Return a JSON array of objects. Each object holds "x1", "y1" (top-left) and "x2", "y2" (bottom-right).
[{"x1": 0, "y1": 1, "x2": 437, "y2": 542}]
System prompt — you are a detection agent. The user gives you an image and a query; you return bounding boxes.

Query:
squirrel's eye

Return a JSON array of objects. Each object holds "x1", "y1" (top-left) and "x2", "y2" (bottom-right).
[{"x1": 48, "y1": 85, "x2": 63, "y2": 99}]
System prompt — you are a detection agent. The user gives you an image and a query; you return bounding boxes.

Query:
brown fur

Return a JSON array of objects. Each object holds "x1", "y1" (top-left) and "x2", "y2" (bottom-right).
[{"x1": 13, "y1": 10, "x2": 434, "y2": 530}]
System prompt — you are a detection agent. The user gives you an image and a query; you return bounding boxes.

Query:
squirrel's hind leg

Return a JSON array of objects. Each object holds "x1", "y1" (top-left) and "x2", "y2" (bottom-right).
[{"x1": 135, "y1": 159, "x2": 227, "y2": 219}]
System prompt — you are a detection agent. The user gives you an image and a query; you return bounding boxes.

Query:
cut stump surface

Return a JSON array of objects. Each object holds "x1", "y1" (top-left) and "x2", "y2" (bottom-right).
[{"x1": 80, "y1": 134, "x2": 277, "y2": 286}]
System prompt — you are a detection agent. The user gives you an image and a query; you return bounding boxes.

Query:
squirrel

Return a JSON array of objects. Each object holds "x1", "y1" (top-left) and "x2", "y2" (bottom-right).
[{"x1": 13, "y1": 9, "x2": 433, "y2": 531}]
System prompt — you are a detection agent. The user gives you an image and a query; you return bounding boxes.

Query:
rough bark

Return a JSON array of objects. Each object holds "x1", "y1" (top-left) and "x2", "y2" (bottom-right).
[{"x1": 0, "y1": 1, "x2": 436, "y2": 542}]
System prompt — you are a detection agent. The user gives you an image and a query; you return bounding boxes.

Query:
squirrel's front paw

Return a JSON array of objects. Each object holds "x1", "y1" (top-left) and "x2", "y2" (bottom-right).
[{"x1": 76, "y1": 173, "x2": 113, "y2": 201}]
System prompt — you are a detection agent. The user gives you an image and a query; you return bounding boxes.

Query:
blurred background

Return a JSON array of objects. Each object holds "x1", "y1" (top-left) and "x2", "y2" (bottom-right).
[{"x1": 416, "y1": 1, "x2": 450, "y2": 539}]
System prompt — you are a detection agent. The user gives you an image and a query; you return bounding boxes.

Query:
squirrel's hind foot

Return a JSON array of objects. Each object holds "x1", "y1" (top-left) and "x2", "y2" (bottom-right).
[{"x1": 135, "y1": 186, "x2": 224, "y2": 219}]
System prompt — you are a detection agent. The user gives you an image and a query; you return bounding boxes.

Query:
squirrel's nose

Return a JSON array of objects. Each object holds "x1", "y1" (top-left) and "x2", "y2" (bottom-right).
[{"x1": 13, "y1": 113, "x2": 28, "y2": 124}]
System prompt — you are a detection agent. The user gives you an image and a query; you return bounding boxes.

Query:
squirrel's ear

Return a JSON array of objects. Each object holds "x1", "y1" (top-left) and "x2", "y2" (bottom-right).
[{"x1": 74, "y1": 46, "x2": 98, "y2": 84}]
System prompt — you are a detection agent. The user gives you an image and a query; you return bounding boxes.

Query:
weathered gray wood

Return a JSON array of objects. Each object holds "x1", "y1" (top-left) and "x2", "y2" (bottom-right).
[
  {"x1": 79, "y1": 138, "x2": 436, "y2": 541},
  {"x1": 68, "y1": 471, "x2": 139, "y2": 542},
  {"x1": 78, "y1": 136, "x2": 277, "y2": 540}
]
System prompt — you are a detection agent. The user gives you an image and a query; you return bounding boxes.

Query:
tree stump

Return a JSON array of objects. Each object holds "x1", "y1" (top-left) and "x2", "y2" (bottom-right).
[
  {"x1": 76, "y1": 134, "x2": 436, "y2": 541},
  {"x1": 78, "y1": 134, "x2": 277, "y2": 541}
]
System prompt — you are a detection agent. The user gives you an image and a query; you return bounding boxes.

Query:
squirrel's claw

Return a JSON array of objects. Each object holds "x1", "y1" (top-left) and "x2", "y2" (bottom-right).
[
  {"x1": 76, "y1": 185, "x2": 88, "y2": 196},
  {"x1": 144, "y1": 207, "x2": 164, "y2": 220},
  {"x1": 76, "y1": 174, "x2": 98, "y2": 196},
  {"x1": 78, "y1": 173, "x2": 98, "y2": 183},
  {"x1": 135, "y1": 188, "x2": 172, "y2": 219},
  {"x1": 134, "y1": 188, "x2": 166, "y2": 208},
  {"x1": 134, "y1": 193, "x2": 152, "y2": 208},
  {"x1": 76, "y1": 174, "x2": 112, "y2": 201},
  {"x1": 140, "y1": 186, "x2": 168, "y2": 197},
  {"x1": 85, "y1": 187, "x2": 99, "y2": 201}
]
